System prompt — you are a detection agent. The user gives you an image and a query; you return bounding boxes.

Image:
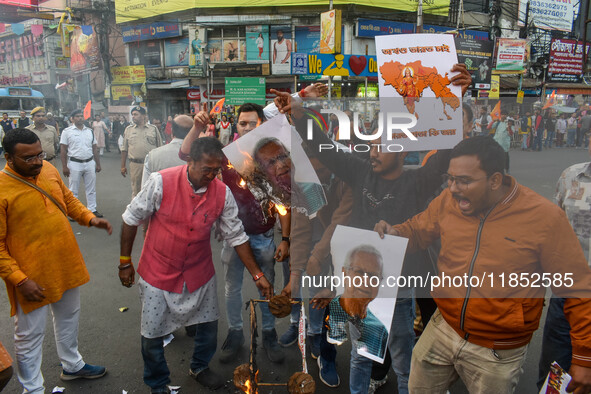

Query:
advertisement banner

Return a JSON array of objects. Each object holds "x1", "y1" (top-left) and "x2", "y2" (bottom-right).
[
  {"x1": 548, "y1": 38, "x2": 590, "y2": 83},
  {"x1": 121, "y1": 22, "x2": 181, "y2": 43},
  {"x1": 355, "y1": 19, "x2": 488, "y2": 40},
  {"x1": 129, "y1": 41, "x2": 162, "y2": 68},
  {"x1": 517, "y1": 90, "x2": 524, "y2": 104},
  {"x1": 225, "y1": 77, "x2": 266, "y2": 105},
  {"x1": 292, "y1": 53, "x2": 308, "y2": 74},
  {"x1": 298, "y1": 53, "x2": 377, "y2": 77},
  {"x1": 493, "y1": 38, "x2": 528, "y2": 74},
  {"x1": 518, "y1": 0, "x2": 575, "y2": 32},
  {"x1": 189, "y1": 27, "x2": 206, "y2": 77},
  {"x1": 164, "y1": 37, "x2": 190, "y2": 67},
  {"x1": 454, "y1": 36, "x2": 494, "y2": 89},
  {"x1": 112, "y1": 65, "x2": 146, "y2": 84},
  {"x1": 295, "y1": 26, "x2": 320, "y2": 53},
  {"x1": 116, "y1": 0, "x2": 450, "y2": 24},
  {"x1": 320, "y1": 9, "x2": 341, "y2": 54},
  {"x1": 246, "y1": 25, "x2": 269, "y2": 64},
  {"x1": 489, "y1": 75, "x2": 500, "y2": 99},
  {"x1": 271, "y1": 25, "x2": 292, "y2": 75},
  {"x1": 205, "y1": 39, "x2": 222, "y2": 64},
  {"x1": 70, "y1": 26, "x2": 102, "y2": 74},
  {"x1": 111, "y1": 85, "x2": 133, "y2": 100}
]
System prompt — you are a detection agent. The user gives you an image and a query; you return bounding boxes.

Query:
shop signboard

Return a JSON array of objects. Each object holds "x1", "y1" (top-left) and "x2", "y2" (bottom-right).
[
  {"x1": 225, "y1": 77, "x2": 266, "y2": 105},
  {"x1": 548, "y1": 38, "x2": 590, "y2": 83}
]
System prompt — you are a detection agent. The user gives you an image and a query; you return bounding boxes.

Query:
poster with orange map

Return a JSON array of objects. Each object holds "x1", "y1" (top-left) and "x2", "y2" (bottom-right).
[{"x1": 376, "y1": 34, "x2": 462, "y2": 151}]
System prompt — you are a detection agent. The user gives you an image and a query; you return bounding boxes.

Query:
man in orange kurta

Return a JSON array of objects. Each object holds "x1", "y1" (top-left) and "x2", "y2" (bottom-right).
[{"x1": 0, "y1": 128, "x2": 112, "y2": 393}]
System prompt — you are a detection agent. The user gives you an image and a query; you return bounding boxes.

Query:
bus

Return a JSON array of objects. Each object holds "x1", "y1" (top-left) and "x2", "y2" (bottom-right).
[{"x1": 0, "y1": 87, "x2": 45, "y2": 118}]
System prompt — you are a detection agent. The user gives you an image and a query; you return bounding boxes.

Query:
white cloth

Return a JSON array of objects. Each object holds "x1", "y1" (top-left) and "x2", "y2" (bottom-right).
[
  {"x1": 67, "y1": 159, "x2": 97, "y2": 211},
  {"x1": 556, "y1": 118, "x2": 567, "y2": 134},
  {"x1": 122, "y1": 171, "x2": 248, "y2": 247},
  {"x1": 138, "y1": 276, "x2": 219, "y2": 338},
  {"x1": 60, "y1": 125, "x2": 96, "y2": 159},
  {"x1": 274, "y1": 39, "x2": 288, "y2": 63},
  {"x1": 14, "y1": 287, "x2": 85, "y2": 393}
]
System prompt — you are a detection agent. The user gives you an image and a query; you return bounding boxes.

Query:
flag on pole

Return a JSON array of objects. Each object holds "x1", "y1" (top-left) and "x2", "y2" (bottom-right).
[
  {"x1": 490, "y1": 101, "x2": 502, "y2": 121},
  {"x1": 83, "y1": 100, "x2": 92, "y2": 119},
  {"x1": 210, "y1": 98, "x2": 225, "y2": 115},
  {"x1": 542, "y1": 90, "x2": 556, "y2": 110}
]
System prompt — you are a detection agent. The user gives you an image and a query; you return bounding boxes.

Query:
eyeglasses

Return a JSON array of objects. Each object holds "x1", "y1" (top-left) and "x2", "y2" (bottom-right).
[
  {"x1": 260, "y1": 154, "x2": 290, "y2": 171},
  {"x1": 442, "y1": 174, "x2": 488, "y2": 189},
  {"x1": 238, "y1": 121, "x2": 260, "y2": 129},
  {"x1": 15, "y1": 152, "x2": 46, "y2": 163},
  {"x1": 201, "y1": 166, "x2": 222, "y2": 175}
]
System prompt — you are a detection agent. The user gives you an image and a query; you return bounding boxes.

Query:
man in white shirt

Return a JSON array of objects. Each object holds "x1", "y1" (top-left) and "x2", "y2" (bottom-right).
[{"x1": 60, "y1": 109, "x2": 103, "y2": 217}]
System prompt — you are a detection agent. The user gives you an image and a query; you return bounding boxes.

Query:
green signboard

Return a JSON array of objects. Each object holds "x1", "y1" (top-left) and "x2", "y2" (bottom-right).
[{"x1": 225, "y1": 77, "x2": 266, "y2": 106}]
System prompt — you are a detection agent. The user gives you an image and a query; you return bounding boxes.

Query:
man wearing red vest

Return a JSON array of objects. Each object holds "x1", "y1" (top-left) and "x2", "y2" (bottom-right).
[{"x1": 119, "y1": 137, "x2": 273, "y2": 392}]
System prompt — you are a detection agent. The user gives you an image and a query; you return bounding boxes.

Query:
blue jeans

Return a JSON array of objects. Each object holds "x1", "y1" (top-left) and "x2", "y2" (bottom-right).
[
  {"x1": 223, "y1": 229, "x2": 276, "y2": 332},
  {"x1": 141, "y1": 320, "x2": 218, "y2": 390},
  {"x1": 567, "y1": 130, "x2": 576, "y2": 146},
  {"x1": 349, "y1": 298, "x2": 415, "y2": 394},
  {"x1": 289, "y1": 273, "x2": 327, "y2": 335},
  {"x1": 532, "y1": 131, "x2": 544, "y2": 151},
  {"x1": 537, "y1": 297, "x2": 571, "y2": 390},
  {"x1": 544, "y1": 131, "x2": 555, "y2": 147}
]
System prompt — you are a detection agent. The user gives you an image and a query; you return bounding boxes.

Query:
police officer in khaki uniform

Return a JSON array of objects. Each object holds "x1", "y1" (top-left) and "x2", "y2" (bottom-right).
[
  {"x1": 25, "y1": 107, "x2": 59, "y2": 164},
  {"x1": 120, "y1": 106, "x2": 162, "y2": 197}
]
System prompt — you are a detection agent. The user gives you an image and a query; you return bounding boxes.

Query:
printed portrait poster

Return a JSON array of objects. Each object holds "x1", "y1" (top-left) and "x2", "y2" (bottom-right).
[
  {"x1": 164, "y1": 37, "x2": 190, "y2": 67},
  {"x1": 224, "y1": 39, "x2": 240, "y2": 62},
  {"x1": 376, "y1": 33, "x2": 462, "y2": 151},
  {"x1": 129, "y1": 41, "x2": 162, "y2": 68},
  {"x1": 189, "y1": 27, "x2": 206, "y2": 76},
  {"x1": 206, "y1": 39, "x2": 222, "y2": 63},
  {"x1": 222, "y1": 114, "x2": 326, "y2": 218},
  {"x1": 328, "y1": 225, "x2": 408, "y2": 363},
  {"x1": 70, "y1": 26, "x2": 102, "y2": 74},
  {"x1": 271, "y1": 25, "x2": 293, "y2": 75},
  {"x1": 246, "y1": 25, "x2": 269, "y2": 64}
]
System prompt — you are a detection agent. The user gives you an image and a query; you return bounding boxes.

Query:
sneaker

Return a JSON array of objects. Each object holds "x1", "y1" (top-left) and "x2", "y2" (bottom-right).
[
  {"x1": 262, "y1": 329, "x2": 285, "y2": 363},
  {"x1": 92, "y1": 211, "x2": 103, "y2": 218},
  {"x1": 368, "y1": 375, "x2": 388, "y2": 394},
  {"x1": 60, "y1": 363, "x2": 107, "y2": 381},
  {"x1": 219, "y1": 329, "x2": 244, "y2": 364},
  {"x1": 189, "y1": 367, "x2": 223, "y2": 390},
  {"x1": 308, "y1": 334, "x2": 321, "y2": 359},
  {"x1": 317, "y1": 356, "x2": 339, "y2": 387},
  {"x1": 279, "y1": 324, "x2": 298, "y2": 347}
]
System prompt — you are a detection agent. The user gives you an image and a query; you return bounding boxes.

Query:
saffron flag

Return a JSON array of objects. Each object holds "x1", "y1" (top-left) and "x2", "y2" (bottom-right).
[
  {"x1": 542, "y1": 90, "x2": 556, "y2": 110},
  {"x1": 83, "y1": 101, "x2": 92, "y2": 119},
  {"x1": 210, "y1": 98, "x2": 225, "y2": 115},
  {"x1": 490, "y1": 101, "x2": 502, "y2": 121}
]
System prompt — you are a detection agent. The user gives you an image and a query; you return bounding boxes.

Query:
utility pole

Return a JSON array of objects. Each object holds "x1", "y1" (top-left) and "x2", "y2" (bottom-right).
[{"x1": 417, "y1": 0, "x2": 423, "y2": 33}]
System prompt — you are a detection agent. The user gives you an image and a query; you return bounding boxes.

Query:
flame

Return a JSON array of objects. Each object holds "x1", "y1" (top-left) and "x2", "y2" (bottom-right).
[
  {"x1": 275, "y1": 203, "x2": 288, "y2": 216},
  {"x1": 244, "y1": 379, "x2": 251, "y2": 393},
  {"x1": 227, "y1": 162, "x2": 234, "y2": 169},
  {"x1": 239, "y1": 178, "x2": 246, "y2": 187},
  {"x1": 243, "y1": 370, "x2": 259, "y2": 394}
]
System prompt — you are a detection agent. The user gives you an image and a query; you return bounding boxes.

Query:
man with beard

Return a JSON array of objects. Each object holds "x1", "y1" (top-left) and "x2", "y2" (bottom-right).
[
  {"x1": 0, "y1": 128, "x2": 112, "y2": 393},
  {"x1": 327, "y1": 245, "x2": 388, "y2": 360},
  {"x1": 252, "y1": 137, "x2": 325, "y2": 216}
]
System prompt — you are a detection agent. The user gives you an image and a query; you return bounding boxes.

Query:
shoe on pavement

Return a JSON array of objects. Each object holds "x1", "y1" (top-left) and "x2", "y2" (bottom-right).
[
  {"x1": 368, "y1": 375, "x2": 388, "y2": 394},
  {"x1": 92, "y1": 211, "x2": 103, "y2": 218},
  {"x1": 317, "y1": 356, "x2": 339, "y2": 387},
  {"x1": 60, "y1": 363, "x2": 107, "y2": 381},
  {"x1": 189, "y1": 367, "x2": 223, "y2": 390},
  {"x1": 262, "y1": 329, "x2": 285, "y2": 363},
  {"x1": 219, "y1": 329, "x2": 244, "y2": 363},
  {"x1": 279, "y1": 324, "x2": 298, "y2": 347},
  {"x1": 308, "y1": 334, "x2": 321, "y2": 359}
]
